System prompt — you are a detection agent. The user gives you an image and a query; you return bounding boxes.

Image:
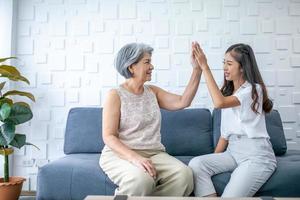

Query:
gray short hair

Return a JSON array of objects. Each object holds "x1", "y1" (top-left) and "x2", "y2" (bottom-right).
[{"x1": 115, "y1": 43, "x2": 153, "y2": 78}]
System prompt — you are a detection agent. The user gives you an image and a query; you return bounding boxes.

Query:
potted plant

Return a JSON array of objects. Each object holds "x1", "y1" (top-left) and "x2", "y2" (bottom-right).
[{"x1": 0, "y1": 57, "x2": 36, "y2": 200}]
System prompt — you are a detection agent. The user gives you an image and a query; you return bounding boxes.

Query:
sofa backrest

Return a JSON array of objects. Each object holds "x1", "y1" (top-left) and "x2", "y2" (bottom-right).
[
  {"x1": 212, "y1": 109, "x2": 287, "y2": 156},
  {"x1": 64, "y1": 107, "x2": 214, "y2": 155},
  {"x1": 64, "y1": 107, "x2": 104, "y2": 154},
  {"x1": 161, "y1": 109, "x2": 214, "y2": 156}
]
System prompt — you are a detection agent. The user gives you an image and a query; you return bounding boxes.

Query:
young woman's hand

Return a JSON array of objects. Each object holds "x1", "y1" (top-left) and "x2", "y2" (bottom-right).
[
  {"x1": 191, "y1": 42, "x2": 201, "y2": 71},
  {"x1": 192, "y1": 42, "x2": 209, "y2": 71},
  {"x1": 129, "y1": 154, "x2": 157, "y2": 179}
]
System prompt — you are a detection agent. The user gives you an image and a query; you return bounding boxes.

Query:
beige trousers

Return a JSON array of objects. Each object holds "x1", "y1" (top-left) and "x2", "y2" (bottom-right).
[{"x1": 99, "y1": 149, "x2": 194, "y2": 196}]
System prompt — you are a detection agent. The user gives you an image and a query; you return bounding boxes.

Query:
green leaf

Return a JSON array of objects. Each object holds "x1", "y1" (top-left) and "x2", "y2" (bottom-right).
[
  {"x1": 0, "y1": 132, "x2": 8, "y2": 146},
  {"x1": 0, "y1": 65, "x2": 21, "y2": 76},
  {"x1": 25, "y1": 142, "x2": 39, "y2": 150},
  {"x1": 6, "y1": 102, "x2": 33, "y2": 125},
  {"x1": 9, "y1": 134, "x2": 26, "y2": 149},
  {"x1": 0, "y1": 122, "x2": 16, "y2": 145},
  {"x1": 18, "y1": 75, "x2": 30, "y2": 84},
  {"x1": 0, "y1": 57, "x2": 17, "y2": 63},
  {"x1": 0, "y1": 82, "x2": 6, "y2": 90},
  {"x1": 0, "y1": 103, "x2": 11, "y2": 121},
  {"x1": 3, "y1": 90, "x2": 35, "y2": 102},
  {"x1": 0, "y1": 65, "x2": 30, "y2": 84},
  {"x1": 0, "y1": 98, "x2": 13, "y2": 106}
]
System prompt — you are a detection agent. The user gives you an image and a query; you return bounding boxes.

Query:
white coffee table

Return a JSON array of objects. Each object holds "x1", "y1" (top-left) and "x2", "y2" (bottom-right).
[{"x1": 84, "y1": 196, "x2": 267, "y2": 200}]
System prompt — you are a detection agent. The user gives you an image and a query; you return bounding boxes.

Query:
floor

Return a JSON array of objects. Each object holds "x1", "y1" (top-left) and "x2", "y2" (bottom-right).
[
  {"x1": 19, "y1": 197, "x2": 35, "y2": 200},
  {"x1": 19, "y1": 191, "x2": 36, "y2": 200}
]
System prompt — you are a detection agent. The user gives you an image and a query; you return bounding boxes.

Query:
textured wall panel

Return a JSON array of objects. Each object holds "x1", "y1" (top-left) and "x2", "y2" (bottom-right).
[
  {"x1": 254, "y1": 37, "x2": 272, "y2": 53},
  {"x1": 31, "y1": 123, "x2": 48, "y2": 141},
  {"x1": 119, "y1": 0, "x2": 136, "y2": 19},
  {"x1": 18, "y1": 2, "x2": 34, "y2": 21},
  {"x1": 277, "y1": 70, "x2": 294, "y2": 86},
  {"x1": 176, "y1": 20, "x2": 193, "y2": 35},
  {"x1": 155, "y1": 37, "x2": 169, "y2": 49},
  {"x1": 173, "y1": 37, "x2": 189, "y2": 53},
  {"x1": 95, "y1": 37, "x2": 114, "y2": 53},
  {"x1": 290, "y1": 56, "x2": 300, "y2": 67},
  {"x1": 289, "y1": 3, "x2": 300, "y2": 16},
  {"x1": 153, "y1": 53, "x2": 170, "y2": 69},
  {"x1": 261, "y1": 20, "x2": 274, "y2": 33},
  {"x1": 101, "y1": 1, "x2": 118, "y2": 19},
  {"x1": 240, "y1": 18, "x2": 257, "y2": 35},
  {"x1": 152, "y1": 20, "x2": 170, "y2": 35},
  {"x1": 17, "y1": 38, "x2": 33, "y2": 55},
  {"x1": 49, "y1": 21, "x2": 66, "y2": 36},
  {"x1": 49, "y1": 53, "x2": 66, "y2": 71},
  {"x1": 204, "y1": 0, "x2": 221, "y2": 19},
  {"x1": 276, "y1": 38, "x2": 290, "y2": 50},
  {"x1": 190, "y1": 0, "x2": 203, "y2": 11},
  {"x1": 276, "y1": 18, "x2": 292, "y2": 35},
  {"x1": 70, "y1": 19, "x2": 89, "y2": 36},
  {"x1": 293, "y1": 37, "x2": 300, "y2": 53},
  {"x1": 279, "y1": 106, "x2": 297, "y2": 122},
  {"x1": 66, "y1": 54, "x2": 84, "y2": 70},
  {"x1": 262, "y1": 70, "x2": 276, "y2": 86}
]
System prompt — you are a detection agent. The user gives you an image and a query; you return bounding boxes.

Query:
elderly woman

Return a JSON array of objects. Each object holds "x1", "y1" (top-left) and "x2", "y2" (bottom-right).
[{"x1": 99, "y1": 42, "x2": 201, "y2": 196}]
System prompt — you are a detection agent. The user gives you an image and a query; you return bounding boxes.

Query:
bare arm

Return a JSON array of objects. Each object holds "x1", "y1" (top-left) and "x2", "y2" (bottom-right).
[
  {"x1": 202, "y1": 67, "x2": 239, "y2": 108},
  {"x1": 102, "y1": 89, "x2": 137, "y2": 160},
  {"x1": 102, "y1": 89, "x2": 157, "y2": 177},
  {"x1": 214, "y1": 137, "x2": 228, "y2": 153},
  {"x1": 193, "y1": 42, "x2": 240, "y2": 109},
  {"x1": 150, "y1": 68, "x2": 201, "y2": 110},
  {"x1": 150, "y1": 42, "x2": 202, "y2": 111}
]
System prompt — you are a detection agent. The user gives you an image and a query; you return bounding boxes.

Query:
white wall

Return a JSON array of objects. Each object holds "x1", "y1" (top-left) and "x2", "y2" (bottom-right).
[
  {"x1": 0, "y1": 0, "x2": 14, "y2": 57},
  {"x1": 9, "y1": 0, "x2": 300, "y2": 191}
]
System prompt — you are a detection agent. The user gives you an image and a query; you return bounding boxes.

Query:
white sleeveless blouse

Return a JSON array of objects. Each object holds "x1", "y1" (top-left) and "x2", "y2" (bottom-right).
[{"x1": 104, "y1": 85, "x2": 165, "y2": 151}]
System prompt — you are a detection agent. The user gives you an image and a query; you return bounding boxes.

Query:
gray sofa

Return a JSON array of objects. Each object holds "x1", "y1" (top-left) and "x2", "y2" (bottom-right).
[{"x1": 37, "y1": 108, "x2": 300, "y2": 200}]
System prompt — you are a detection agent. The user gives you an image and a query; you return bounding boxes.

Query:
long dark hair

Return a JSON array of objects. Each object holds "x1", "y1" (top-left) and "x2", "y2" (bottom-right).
[{"x1": 220, "y1": 43, "x2": 273, "y2": 113}]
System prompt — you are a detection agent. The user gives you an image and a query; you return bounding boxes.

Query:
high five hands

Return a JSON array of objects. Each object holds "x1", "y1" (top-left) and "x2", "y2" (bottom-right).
[
  {"x1": 192, "y1": 41, "x2": 209, "y2": 71},
  {"x1": 190, "y1": 41, "x2": 201, "y2": 70}
]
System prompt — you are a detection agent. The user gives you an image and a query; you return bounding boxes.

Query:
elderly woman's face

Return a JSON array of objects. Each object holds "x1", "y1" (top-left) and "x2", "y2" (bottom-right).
[{"x1": 131, "y1": 53, "x2": 154, "y2": 82}]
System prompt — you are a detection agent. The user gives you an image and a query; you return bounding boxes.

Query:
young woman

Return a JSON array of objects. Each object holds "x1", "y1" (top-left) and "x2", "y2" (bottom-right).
[{"x1": 188, "y1": 43, "x2": 277, "y2": 197}]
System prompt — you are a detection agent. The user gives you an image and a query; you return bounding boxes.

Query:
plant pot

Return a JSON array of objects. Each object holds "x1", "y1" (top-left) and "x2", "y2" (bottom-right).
[{"x1": 0, "y1": 176, "x2": 26, "y2": 200}]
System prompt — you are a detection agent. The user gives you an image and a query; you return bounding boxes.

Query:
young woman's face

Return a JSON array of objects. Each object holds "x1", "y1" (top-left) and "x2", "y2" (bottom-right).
[
  {"x1": 223, "y1": 52, "x2": 243, "y2": 82},
  {"x1": 130, "y1": 53, "x2": 153, "y2": 82}
]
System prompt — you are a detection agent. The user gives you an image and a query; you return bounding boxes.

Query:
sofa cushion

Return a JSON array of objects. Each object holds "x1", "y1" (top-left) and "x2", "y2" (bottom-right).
[
  {"x1": 212, "y1": 150, "x2": 300, "y2": 197},
  {"x1": 64, "y1": 108, "x2": 104, "y2": 154},
  {"x1": 161, "y1": 108, "x2": 214, "y2": 156},
  {"x1": 264, "y1": 110, "x2": 287, "y2": 155},
  {"x1": 64, "y1": 107, "x2": 214, "y2": 155},
  {"x1": 212, "y1": 109, "x2": 287, "y2": 156},
  {"x1": 37, "y1": 154, "x2": 109, "y2": 200}
]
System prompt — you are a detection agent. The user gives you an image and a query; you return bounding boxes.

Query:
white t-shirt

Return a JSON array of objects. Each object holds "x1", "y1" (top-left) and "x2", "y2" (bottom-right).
[{"x1": 221, "y1": 81, "x2": 270, "y2": 140}]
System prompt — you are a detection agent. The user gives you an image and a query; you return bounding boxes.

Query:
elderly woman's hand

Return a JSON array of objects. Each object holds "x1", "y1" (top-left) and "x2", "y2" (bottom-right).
[
  {"x1": 192, "y1": 41, "x2": 209, "y2": 71},
  {"x1": 191, "y1": 42, "x2": 201, "y2": 71},
  {"x1": 129, "y1": 155, "x2": 157, "y2": 179}
]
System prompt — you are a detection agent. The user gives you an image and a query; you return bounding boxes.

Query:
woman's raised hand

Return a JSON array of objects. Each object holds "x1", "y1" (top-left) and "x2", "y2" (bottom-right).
[
  {"x1": 192, "y1": 41, "x2": 209, "y2": 71},
  {"x1": 191, "y1": 42, "x2": 201, "y2": 71},
  {"x1": 129, "y1": 154, "x2": 157, "y2": 179}
]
